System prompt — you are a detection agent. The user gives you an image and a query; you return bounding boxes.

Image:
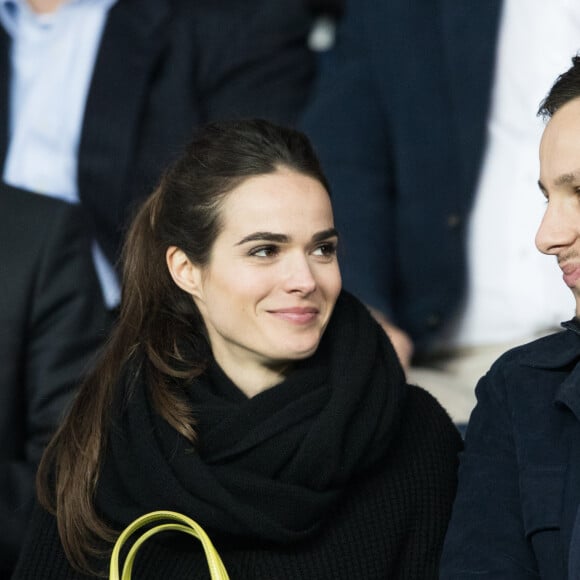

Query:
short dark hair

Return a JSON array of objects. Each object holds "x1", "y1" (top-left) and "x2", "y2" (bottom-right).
[{"x1": 538, "y1": 54, "x2": 580, "y2": 119}]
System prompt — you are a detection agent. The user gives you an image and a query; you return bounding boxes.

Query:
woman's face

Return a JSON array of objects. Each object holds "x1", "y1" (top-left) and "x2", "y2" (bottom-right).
[{"x1": 182, "y1": 168, "x2": 341, "y2": 375}]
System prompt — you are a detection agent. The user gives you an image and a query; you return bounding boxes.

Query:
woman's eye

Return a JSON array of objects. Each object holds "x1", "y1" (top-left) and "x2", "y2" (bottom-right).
[
  {"x1": 249, "y1": 245, "x2": 279, "y2": 258},
  {"x1": 312, "y1": 242, "x2": 337, "y2": 257}
]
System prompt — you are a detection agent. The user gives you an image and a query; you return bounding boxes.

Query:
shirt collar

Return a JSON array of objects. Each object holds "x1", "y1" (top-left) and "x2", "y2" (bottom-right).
[
  {"x1": 0, "y1": 0, "x2": 21, "y2": 36},
  {"x1": 0, "y1": 0, "x2": 117, "y2": 37}
]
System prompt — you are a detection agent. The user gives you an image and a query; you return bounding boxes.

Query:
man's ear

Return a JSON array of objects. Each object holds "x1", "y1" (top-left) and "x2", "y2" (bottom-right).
[{"x1": 166, "y1": 246, "x2": 204, "y2": 300}]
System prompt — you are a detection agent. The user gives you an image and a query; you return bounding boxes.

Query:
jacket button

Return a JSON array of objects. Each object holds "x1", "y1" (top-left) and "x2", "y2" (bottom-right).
[
  {"x1": 447, "y1": 213, "x2": 462, "y2": 228},
  {"x1": 426, "y1": 314, "x2": 441, "y2": 328}
]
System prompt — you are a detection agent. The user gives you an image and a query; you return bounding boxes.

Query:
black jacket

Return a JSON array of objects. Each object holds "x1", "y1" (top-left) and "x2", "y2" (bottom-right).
[
  {"x1": 0, "y1": 184, "x2": 109, "y2": 574},
  {"x1": 441, "y1": 320, "x2": 580, "y2": 578}
]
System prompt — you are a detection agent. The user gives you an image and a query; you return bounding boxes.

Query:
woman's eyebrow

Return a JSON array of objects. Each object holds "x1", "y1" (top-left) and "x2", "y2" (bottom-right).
[
  {"x1": 236, "y1": 228, "x2": 338, "y2": 246},
  {"x1": 236, "y1": 232, "x2": 289, "y2": 245},
  {"x1": 312, "y1": 228, "x2": 339, "y2": 243}
]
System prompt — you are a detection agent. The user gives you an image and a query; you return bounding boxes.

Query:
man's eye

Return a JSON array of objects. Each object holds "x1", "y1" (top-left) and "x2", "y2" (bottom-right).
[{"x1": 249, "y1": 245, "x2": 279, "y2": 258}]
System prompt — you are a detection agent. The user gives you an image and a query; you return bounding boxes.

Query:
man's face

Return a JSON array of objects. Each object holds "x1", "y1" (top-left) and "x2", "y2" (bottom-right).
[{"x1": 537, "y1": 97, "x2": 580, "y2": 316}]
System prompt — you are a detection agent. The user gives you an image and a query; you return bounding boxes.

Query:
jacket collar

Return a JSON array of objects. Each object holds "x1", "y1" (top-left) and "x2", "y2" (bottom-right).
[
  {"x1": 562, "y1": 318, "x2": 580, "y2": 336},
  {"x1": 518, "y1": 319, "x2": 580, "y2": 369},
  {"x1": 518, "y1": 319, "x2": 580, "y2": 419}
]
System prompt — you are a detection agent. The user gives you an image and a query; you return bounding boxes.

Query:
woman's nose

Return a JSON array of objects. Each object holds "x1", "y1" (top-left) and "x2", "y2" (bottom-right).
[{"x1": 284, "y1": 255, "x2": 317, "y2": 294}]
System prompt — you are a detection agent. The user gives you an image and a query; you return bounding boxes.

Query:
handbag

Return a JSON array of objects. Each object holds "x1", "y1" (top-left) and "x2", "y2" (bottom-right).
[{"x1": 109, "y1": 510, "x2": 231, "y2": 580}]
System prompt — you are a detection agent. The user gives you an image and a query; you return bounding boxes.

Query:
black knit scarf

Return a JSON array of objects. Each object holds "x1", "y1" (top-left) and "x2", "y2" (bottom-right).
[{"x1": 96, "y1": 291, "x2": 407, "y2": 543}]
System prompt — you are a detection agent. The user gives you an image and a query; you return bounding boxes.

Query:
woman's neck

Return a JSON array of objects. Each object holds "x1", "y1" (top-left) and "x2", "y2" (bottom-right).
[{"x1": 216, "y1": 357, "x2": 288, "y2": 399}]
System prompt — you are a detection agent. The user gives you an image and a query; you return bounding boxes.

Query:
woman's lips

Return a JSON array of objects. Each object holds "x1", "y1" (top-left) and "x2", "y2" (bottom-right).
[{"x1": 268, "y1": 307, "x2": 319, "y2": 324}]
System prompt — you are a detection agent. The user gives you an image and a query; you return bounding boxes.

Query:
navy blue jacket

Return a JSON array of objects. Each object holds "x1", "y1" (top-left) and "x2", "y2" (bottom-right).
[
  {"x1": 302, "y1": 0, "x2": 502, "y2": 349},
  {"x1": 440, "y1": 320, "x2": 580, "y2": 578},
  {"x1": 0, "y1": 0, "x2": 315, "y2": 266}
]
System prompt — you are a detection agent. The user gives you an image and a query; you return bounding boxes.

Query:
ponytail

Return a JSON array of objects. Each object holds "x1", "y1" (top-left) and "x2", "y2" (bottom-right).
[{"x1": 36, "y1": 186, "x2": 203, "y2": 575}]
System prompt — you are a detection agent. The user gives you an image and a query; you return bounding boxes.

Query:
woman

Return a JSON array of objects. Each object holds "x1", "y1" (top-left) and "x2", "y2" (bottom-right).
[{"x1": 13, "y1": 119, "x2": 461, "y2": 579}]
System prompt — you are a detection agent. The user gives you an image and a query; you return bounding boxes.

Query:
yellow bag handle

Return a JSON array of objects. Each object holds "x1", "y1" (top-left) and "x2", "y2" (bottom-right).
[{"x1": 109, "y1": 510, "x2": 231, "y2": 580}]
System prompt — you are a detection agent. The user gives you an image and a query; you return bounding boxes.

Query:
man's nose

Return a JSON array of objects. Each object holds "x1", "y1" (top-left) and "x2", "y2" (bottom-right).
[{"x1": 535, "y1": 198, "x2": 576, "y2": 255}]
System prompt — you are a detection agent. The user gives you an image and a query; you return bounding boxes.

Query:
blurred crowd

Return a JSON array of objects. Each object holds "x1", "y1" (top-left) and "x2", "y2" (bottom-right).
[{"x1": 3, "y1": 0, "x2": 580, "y2": 576}]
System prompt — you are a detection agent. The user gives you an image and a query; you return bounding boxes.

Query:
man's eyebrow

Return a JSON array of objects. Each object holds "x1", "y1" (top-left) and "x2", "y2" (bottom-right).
[
  {"x1": 543, "y1": 170, "x2": 580, "y2": 188},
  {"x1": 555, "y1": 171, "x2": 580, "y2": 186},
  {"x1": 236, "y1": 228, "x2": 339, "y2": 246}
]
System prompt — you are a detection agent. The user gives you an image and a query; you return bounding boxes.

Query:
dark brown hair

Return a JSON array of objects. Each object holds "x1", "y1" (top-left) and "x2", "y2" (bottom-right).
[
  {"x1": 538, "y1": 54, "x2": 580, "y2": 119},
  {"x1": 36, "y1": 119, "x2": 329, "y2": 574}
]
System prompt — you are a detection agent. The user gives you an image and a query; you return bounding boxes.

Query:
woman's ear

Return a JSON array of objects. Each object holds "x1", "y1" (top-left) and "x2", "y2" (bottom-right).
[{"x1": 166, "y1": 246, "x2": 204, "y2": 299}]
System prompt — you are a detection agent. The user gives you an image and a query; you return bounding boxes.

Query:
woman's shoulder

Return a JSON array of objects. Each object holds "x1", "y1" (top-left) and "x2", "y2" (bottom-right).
[
  {"x1": 401, "y1": 384, "x2": 463, "y2": 454},
  {"x1": 11, "y1": 503, "x2": 86, "y2": 579},
  {"x1": 307, "y1": 384, "x2": 461, "y2": 578},
  {"x1": 344, "y1": 384, "x2": 462, "y2": 517}
]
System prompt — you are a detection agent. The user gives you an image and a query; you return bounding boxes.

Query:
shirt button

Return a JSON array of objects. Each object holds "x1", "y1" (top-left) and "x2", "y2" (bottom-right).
[{"x1": 446, "y1": 214, "x2": 462, "y2": 228}]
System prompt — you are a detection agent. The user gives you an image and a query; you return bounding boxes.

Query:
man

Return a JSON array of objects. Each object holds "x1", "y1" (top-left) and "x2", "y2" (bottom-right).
[
  {"x1": 0, "y1": 0, "x2": 315, "y2": 308},
  {"x1": 301, "y1": 0, "x2": 578, "y2": 424},
  {"x1": 0, "y1": 183, "x2": 109, "y2": 574},
  {"x1": 440, "y1": 55, "x2": 580, "y2": 578}
]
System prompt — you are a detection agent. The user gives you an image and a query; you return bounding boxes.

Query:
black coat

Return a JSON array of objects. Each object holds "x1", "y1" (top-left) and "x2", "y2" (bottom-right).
[
  {"x1": 441, "y1": 320, "x2": 580, "y2": 578},
  {"x1": 0, "y1": 184, "x2": 109, "y2": 574},
  {"x1": 0, "y1": 0, "x2": 316, "y2": 265}
]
